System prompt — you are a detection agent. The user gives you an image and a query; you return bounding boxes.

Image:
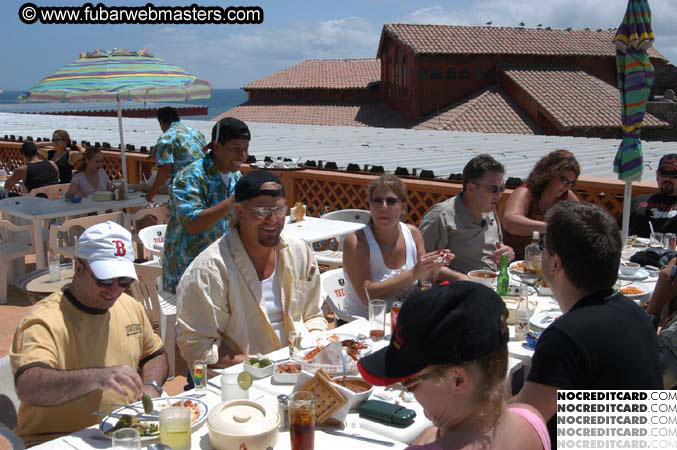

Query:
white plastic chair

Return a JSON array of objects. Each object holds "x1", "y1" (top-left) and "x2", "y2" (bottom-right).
[
  {"x1": 320, "y1": 268, "x2": 359, "y2": 323},
  {"x1": 128, "y1": 206, "x2": 169, "y2": 259},
  {"x1": 0, "y1": 220, "x2": 34, "y2": 304},
  {"x1": 29, "y1": 183, "x2": 70, "y2": 200},
  {"x1": 314, "y1": 209, "x2": 371, "y2": 268},
  {"x1": 134, "y1": 261, "x2": 177, "y2": 378},
  {"x1": 138, "y1": 224, "x2": 167, "y2": 261},
  {"x1": 0, "y1": 356, "x2": 24, "y2": 450},
  {"x1": 48, "y1": 211, "x2": 125, "y2": 260}
]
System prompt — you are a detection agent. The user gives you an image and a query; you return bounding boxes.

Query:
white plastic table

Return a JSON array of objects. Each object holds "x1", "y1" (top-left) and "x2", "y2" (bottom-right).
[
  {"x1": 0, "y1": 193, "x2": 168, "y2": 269},
  {"x1": 281, "y1": 216, "x2": 365, "y2": 244}
]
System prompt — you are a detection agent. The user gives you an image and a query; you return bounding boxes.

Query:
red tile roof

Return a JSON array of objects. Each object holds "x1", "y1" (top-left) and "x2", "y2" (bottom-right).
[
  {"x1": 215, "y1": 102, "x2": 407, "y2": 128},
  {"x1": 414, "y1": 85, "x2": 541, "y2": 134},
  {"x1": 244, "y1": 59, "x2": 381, "y2": 90},
  {"x1": 381, "y1": 24, "x2": 666, "y2": 60},
  {"x1": 501, "y1": 65, "x2": 670, "y2": 130}
]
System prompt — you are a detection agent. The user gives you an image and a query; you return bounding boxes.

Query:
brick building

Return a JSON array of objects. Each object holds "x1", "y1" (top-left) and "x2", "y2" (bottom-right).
[{"x1": 219, "y1": 24, "x2": 672, "y2": 138}]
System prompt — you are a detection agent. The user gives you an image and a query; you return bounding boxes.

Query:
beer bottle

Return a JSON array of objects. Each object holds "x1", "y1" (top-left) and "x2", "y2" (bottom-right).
[{"x1": 497, "y1": 254, "x2": 509, "y2": 296}]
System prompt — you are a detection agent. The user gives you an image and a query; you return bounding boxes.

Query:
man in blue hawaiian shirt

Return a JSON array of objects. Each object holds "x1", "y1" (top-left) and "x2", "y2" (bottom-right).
[
  {"x1": 162, "y1": 117, "x2": 251, "y2": 293},
  {"x1": 146, "y1": 107, "x2": 206, "y2": 202}
]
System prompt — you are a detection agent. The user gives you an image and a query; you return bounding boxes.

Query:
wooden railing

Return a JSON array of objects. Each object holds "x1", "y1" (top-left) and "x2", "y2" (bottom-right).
[
  {"x1": 1, "y1": 140, "x2": 658, "y2": 220},
  {"x1": 0, "y1": 141, "x2": 154, "y2": 185},
  {"x1": 249, "y1": 168, "x2": 659, "y2": 223}
]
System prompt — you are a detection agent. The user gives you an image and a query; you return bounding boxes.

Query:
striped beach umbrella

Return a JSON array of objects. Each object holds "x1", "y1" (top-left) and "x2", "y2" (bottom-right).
[
  {"x1": 18, "y1": 49, "x2": 212, "y2": 183},
  {"x1": 612, "y1": 0, "x2": 654, "y2": 243}
]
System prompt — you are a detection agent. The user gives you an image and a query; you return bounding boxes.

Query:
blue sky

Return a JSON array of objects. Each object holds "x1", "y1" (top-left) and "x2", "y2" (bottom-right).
[{"x1": 1, "y1": 0, "x2": 675, "y2": 91}]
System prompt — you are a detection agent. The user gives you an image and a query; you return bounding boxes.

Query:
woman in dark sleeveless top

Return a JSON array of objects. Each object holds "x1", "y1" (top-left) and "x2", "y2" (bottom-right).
[
  {"x1": 4, "y1": 142, "x2": 59, "y2": 193},
  {"x1": 503, "y1": 150, "x2": 580, "y2": 259},
  {"x1": 47, "y1": 130, "x2": 83, "y2": 184}
]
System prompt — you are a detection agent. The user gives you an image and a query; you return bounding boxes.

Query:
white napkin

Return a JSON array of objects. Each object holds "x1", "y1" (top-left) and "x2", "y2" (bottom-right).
[
  {"x1": 292, "y1": 370, "x2": 356, "y2": 424},
  {"x1": 309, "y1": 341, "x2": 343, "y2": 365}
]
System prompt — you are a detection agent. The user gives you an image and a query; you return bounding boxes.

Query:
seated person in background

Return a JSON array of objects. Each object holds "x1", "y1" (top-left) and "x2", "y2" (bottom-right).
[
  {"x1": 342, "y1": 174, "x2": 451, "y2": 320},
  {"x1": 4, "y1": 142, "x2": 59, "y2": 193},
  {"x1": 47, "y1": 129, "x2": 85, "y2": 184},
  {"x1": 358, "y1": 282, "x2": 550, "y2": 450},
  {"x1": 513, "y1": 202, "x2": 662, "y2": 444},
  {"x1": 503, "y1": 149, "x2": 580, "y2": 259},
  {"x1": 645, "y1": 256, "x2": 677, "y2": 388},
  {"x1": 628, "y1": 153, "x2": 677, "y2": 237},
  {"x1": 65, "y1": 147, "x2": 113, "y2": 200},
  {"x1": 420, "y1": 154, "x2": 514, "y2": 274},
  {"x1": 10, "y1": 221, "x2": 167, "y2": 447},
  {"x1": 176, "y1": 171, "x2": 327, "y2": 369}
]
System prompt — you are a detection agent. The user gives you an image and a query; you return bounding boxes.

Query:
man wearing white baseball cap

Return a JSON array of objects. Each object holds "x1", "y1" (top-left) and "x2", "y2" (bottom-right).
[{"x1": 10, "y1": 221, "x2": 168, "y2": 447}]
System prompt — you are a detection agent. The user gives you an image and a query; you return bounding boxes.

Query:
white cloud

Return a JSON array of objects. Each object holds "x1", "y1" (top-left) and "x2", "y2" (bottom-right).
[{"x1": 143, "y1": 17, "x2": 380, "y2": 87}]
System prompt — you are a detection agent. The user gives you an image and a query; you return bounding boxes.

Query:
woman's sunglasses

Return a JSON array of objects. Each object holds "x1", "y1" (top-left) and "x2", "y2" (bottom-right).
[
  {"x1": 82, "y1": 262, "x2": 135, "y2": 288},
  {"x1": 370, "y1": 197, "x2": 401, "y2": 207}
]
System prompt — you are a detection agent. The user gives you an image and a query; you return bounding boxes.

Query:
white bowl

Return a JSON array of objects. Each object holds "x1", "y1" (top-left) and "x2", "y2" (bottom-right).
[
  {"x1": 467, "y1": 270, "x2": 498, "y2": 289},
  {"x1": 331, "y1": 376, "x2": 374, "y2": 410},
  {"x1": 272, "y1": 360, "x2": 302, "y2": 384},
  {"x1": 243, "y1": 359, "x2": 274, "y2": 379},
  {"x1": 619, "y1": 262, "x2": 640, "y2": 276}
]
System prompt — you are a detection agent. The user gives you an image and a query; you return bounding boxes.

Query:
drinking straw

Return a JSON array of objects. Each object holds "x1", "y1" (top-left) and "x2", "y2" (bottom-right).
[
  {"x1": 364, "y1": 281, "x2": 371, "y2": 304},
  {"x1": 649, "y1": 221, "x2": 655, "y2": 235}
]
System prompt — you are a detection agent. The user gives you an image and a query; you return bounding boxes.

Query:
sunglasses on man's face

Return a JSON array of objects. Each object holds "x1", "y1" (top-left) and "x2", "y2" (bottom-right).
[
  {"x1": 659, "y1": 170, "x2": 677, "y2": 179},
  {"x1": 248, "y1": 205, "x2": 287, "y2": 219},
  {"x1": 82, "y1": 262, "x2": 135, "y2": 288},
  {"x1": 51, "y1": 138, "x2": 64, "y2": 143}
]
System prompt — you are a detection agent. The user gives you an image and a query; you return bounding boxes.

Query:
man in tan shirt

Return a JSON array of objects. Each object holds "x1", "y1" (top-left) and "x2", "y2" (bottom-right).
[
  {"x1": 176, "y1": 170, "x2": 327, "y2": 369},
  {"x1": 10, "y1": 222, "x2": 167, "y2": 446}
]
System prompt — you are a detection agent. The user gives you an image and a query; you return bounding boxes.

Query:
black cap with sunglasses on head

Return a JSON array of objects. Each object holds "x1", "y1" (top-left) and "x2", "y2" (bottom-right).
[
  {"x1": 234, "y1": 170, "x2": 285, "y2": 202},
  {"x1": 358, "y1": 281, "x2": 509, "y2": 386}
]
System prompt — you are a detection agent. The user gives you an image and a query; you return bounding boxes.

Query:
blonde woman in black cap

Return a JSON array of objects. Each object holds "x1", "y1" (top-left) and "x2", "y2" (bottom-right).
[
  {"x1": 163, "y1": 117, "x2": 251, "y2": 294},
  {"x1": 358, "y1": 282, "x2": 550, "y2": 450}
]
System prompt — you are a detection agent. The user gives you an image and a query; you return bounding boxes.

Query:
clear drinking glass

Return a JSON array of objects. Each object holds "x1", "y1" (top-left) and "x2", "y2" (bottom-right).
[
  {"x1": 192, "y1": 360, "x2": 207, "y2": 397},
  {"x1": 650, "y1": 232, "x2": 664, "y2": 248},
  {"x1": 289, "y1": 391, "x2": 315, "y2": 450},
  {"x1": 48, "y1": 254, "x2": 61, "y2": 283},
  {"x1": 368, "y1": 299, "x2": 386, "y2": 341},
  {"x1": 112, "y1": 428, "x2": 141, "y2": 449},
  {"x1": 220, "y1": 373, "x2": 249, "y2": 401},
  {"x1": 159, "y1": 406, "x2": 191, "y2": 450},
  {"x1": 288, "y1": 330, "x2": 303, "y2": 359}
]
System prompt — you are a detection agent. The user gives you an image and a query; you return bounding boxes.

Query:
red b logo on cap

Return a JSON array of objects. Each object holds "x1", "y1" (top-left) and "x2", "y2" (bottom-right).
[{"x1": 112, "y1": 240, "x2": 126, "y2": 257}]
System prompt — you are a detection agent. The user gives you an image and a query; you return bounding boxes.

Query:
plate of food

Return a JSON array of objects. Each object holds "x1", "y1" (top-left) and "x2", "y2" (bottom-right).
[
  {"x1": 617, "y1": 267, "x2": 649, "y2": 281},
  {"x1": 99, "y1": 396, "x2": 208, "y2": 441},
  {"x1": 619, "y1": 283, "x2": 651, "y2": 305},
  {"x1": 294, "y1": 338, "x2": 371, "y2": 376},
  {"x1": 509, "y1": 260, "x2": 527, "y2": 275},
  {"x1": 273, "y1": 360, "x2": 303, "y2": 384}
]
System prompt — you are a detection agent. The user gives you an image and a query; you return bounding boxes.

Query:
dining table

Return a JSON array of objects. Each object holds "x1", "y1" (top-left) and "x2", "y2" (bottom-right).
[
  {"x1": 0, "y1": 192, "x2": 168, "y2": 270},
  {"x1": 281, "y1": 216, "x2": 365, "y2": 244},
  {"x1": 31, "y1": 317, "x2": 522, "y2": 450}
]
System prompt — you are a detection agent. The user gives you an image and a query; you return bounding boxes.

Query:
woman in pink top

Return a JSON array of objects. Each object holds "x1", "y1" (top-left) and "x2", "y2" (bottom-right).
[
  {"x1": 358, "y1": 282, "x2": 550, "y2": 450},
  {"x1": 65, "y1": 147, "x2": 113, "y2": 200}
]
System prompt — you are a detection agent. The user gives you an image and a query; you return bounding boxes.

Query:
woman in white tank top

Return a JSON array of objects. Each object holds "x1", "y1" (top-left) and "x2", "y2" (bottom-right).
[{"x1": 342, "y1": 175, "x2": 452, "y2": 319}]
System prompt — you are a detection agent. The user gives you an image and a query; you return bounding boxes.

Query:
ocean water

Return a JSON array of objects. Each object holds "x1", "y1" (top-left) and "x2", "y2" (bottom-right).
[{"x1": 0, "y1": 88, "x2": 247, "y2": 121}]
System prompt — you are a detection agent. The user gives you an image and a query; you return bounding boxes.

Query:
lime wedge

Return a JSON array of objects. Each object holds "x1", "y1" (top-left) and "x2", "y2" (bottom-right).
[{"x1": 237, "y1": 371, "x2": 253, "y2": 390}]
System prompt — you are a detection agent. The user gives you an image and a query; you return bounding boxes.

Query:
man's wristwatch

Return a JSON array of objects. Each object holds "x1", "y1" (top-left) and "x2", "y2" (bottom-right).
[{"x1": 143, "y1": 380, "x2": 163, "y2": 395}]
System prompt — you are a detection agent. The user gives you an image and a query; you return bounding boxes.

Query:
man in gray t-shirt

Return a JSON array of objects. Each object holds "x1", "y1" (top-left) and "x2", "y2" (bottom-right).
[{"x1": 420, "y1": 155, "x2": 514, "y2": 274}]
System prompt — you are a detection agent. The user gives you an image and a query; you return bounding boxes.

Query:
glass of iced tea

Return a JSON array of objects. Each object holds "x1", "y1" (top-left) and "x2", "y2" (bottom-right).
[
  {"x1": 159, "y1": 406, "x2": 191, "y2": 450},
  {"x1": 289, "y1": 391, "x2": 315, "y2": 450},
  {"x1": 368, "y1": 299, "x2": 386, "y2": 341},
  {"x1": 192, "y1": 360, "x2": 207, "y2": 397}
]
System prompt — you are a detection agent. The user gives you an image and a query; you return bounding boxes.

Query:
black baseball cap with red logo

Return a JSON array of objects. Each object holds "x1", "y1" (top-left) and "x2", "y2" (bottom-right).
[{"x1": 358, "y1": 281, "x2": 509, "y2": 386}]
